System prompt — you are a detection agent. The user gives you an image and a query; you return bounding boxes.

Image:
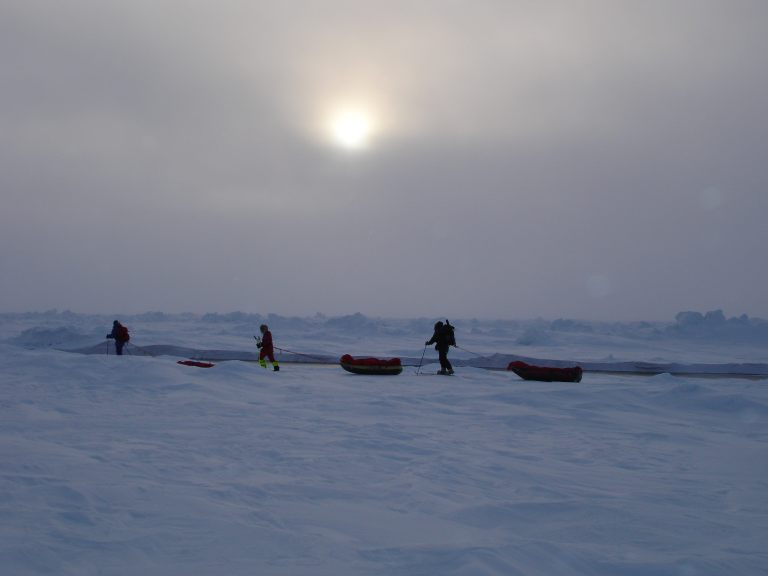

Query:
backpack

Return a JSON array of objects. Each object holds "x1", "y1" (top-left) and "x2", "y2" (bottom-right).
[
  {"x1": 118, "y1": 325, "x2": 130, "y2": 342},
  {"x1": 444, "y1": 321, "x2": 456, "y2": 347}
]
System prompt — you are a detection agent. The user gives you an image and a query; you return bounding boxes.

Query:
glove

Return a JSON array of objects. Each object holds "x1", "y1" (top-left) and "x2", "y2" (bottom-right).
[
  {"x1": 106, "y1": 334, "x2": 113, "y2": 339},
  {"x1": 256, "y1": 342, "x2": 262, "y2": 349},
  {"x1": 425, "y1": 341, "x2": 430, "y2": 345}
]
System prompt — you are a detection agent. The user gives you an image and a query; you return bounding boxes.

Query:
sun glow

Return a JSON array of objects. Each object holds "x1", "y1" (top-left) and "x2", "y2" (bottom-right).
[{"x1": 328, "y1": 108, "x2": 375, "y2": 151}]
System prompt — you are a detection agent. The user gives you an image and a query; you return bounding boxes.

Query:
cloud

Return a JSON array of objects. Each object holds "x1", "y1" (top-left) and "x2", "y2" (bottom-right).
[{"x1": 1, "y1": 0, "x2": 767, "y2": 319}]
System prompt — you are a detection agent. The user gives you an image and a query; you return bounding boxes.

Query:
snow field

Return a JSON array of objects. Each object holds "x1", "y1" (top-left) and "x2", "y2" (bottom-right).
[{"x1": 2, "y1": 344, "x2": 767, "y2": 575}]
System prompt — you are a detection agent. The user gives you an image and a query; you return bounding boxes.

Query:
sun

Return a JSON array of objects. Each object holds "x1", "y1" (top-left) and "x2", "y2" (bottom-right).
[{"x1": 328, "y1": 108, "x2": 375, "y2": 151}]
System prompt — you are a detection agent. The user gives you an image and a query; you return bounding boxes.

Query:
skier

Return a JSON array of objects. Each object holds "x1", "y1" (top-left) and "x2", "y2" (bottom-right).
[
  {"x1": 106, "y1": 320, "x2": 130, "y2": 355},
  {"x1": 426, "y1": 319, "x2": 456, "y2": 375},
  {"x1": 256, "y1": 324, "x2": 280, "y2": 371}
]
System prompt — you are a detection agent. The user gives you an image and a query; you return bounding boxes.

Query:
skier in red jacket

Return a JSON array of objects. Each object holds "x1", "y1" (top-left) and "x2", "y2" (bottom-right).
[{"x1": 257, "y1": 324, "x2": 280, "y2": 371}]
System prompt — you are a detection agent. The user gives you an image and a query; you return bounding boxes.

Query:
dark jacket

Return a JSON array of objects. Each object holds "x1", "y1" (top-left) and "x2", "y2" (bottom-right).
[
  {"x1": 427, "y1": 323, "x2": 455, "y2": 352},
  {"x1": 107, "y1": 322, "x2": 129, "y2": 343}
]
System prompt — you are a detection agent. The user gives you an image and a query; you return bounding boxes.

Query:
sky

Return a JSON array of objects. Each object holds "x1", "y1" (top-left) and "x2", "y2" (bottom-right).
[{"x1": 1, "y1": 0, "x2": 767, "y2": 321}]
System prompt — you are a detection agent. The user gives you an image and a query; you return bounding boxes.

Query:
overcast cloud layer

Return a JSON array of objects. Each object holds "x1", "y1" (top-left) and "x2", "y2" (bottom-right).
[{"x1": 2, "y1": 0, "x2": 767, "y2": 320}]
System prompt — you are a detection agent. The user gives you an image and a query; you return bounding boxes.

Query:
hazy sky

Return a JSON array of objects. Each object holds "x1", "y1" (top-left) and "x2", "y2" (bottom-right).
[{"x1": 2, "y1": 0, "x2": 767, "y2": 320}]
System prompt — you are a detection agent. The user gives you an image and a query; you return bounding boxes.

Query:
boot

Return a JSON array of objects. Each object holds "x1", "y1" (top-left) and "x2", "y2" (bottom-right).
[{"x1": 273, "y1": 365, "x2": 280, "y2": 372}]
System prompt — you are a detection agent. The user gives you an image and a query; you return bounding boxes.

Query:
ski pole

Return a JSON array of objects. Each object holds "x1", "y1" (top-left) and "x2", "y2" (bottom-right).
[
  {"x1": 106, "y1": 339, "x2": 109, "y2": 356},
  {"x1": 416, "y1": 344, "x2": 427, "y2": 375}
]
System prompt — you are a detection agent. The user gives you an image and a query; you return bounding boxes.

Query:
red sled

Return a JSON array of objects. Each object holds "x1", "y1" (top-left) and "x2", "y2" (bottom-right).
[
  {"x1": 178, "y1": 360, "x2": 215, "y2": 368},
  {"x1": 507, "y1": 360, "x2": 582, "y2": 383},
  {"x1": 340, "y1": 354, "x2": 403, "y2": 376}
]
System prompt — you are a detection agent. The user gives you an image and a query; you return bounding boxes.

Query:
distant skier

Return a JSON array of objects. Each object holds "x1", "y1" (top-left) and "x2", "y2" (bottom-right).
[
  {"x1": 106, "y1": 320, "x2": 130, "y2": 355},
  {"x1": 426, "y1": 319, "x2": 456, "y2": 375},
  {"x1": 256, "y1": 324, "x2": 280, "y2": 371}
]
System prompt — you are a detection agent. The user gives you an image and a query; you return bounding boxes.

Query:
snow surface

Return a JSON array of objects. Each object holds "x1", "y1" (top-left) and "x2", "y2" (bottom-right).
[{"x1": 1, "y1": 311, "x2": 768, "y2": 575}]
